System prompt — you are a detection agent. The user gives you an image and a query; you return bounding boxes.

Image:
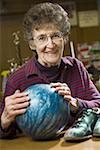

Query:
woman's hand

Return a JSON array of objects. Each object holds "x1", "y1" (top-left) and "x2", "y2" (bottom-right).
[
  {"x1": 50, "y1": 82, "x2": 78, "y2": 111},
  {"x1": 1, "y1": 90, "x2": 30, "y2": 130}
]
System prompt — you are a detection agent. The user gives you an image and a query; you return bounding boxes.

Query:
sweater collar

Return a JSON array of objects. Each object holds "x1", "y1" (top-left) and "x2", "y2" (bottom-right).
[{"x1": 25, "y1": 56, "x2": 73, "y2": 77}]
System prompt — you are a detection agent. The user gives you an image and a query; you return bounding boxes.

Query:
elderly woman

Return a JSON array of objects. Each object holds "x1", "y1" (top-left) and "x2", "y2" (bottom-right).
[{"x1": 0, "y1": 2, "x2": 100, "y2": 140}]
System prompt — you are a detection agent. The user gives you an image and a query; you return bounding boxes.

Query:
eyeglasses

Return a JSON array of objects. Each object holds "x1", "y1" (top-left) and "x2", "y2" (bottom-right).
[{"x1": 33, "y1": 32, "x2": 63, "y2": 45}]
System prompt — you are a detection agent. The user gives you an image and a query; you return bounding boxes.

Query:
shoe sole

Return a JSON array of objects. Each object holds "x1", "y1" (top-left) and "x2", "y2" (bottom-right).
[
  {"x1": 64, "y1": 135, "x2": 92, "y2": 141},
  {"x1": 93, "y1": 134, "x2": 100, "y2": 137}
]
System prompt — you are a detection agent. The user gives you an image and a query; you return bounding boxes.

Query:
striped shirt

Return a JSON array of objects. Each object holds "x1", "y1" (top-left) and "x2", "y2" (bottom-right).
[{"x1": 0, "y1": 56, "x2": 100, "y2": 138}]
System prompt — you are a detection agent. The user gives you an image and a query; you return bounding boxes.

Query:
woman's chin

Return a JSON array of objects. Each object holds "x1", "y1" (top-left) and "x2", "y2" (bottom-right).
[{"x1": 45, "y1": 58, "x2": 60, "y2": 67}]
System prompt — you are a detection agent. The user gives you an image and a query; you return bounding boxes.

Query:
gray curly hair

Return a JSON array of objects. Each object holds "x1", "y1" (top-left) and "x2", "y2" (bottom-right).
[{"x1": 23, "y1": 2, "x2": 70, "y2": 41}]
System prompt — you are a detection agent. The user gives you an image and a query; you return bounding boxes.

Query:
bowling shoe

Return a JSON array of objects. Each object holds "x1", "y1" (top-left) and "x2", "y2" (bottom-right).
[{"x1": 64, "y1": 108, "x2": 100, "y2": 141}]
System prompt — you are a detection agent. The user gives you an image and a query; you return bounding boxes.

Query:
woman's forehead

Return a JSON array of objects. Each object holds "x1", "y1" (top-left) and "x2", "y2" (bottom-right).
[
  {"x1": 32, "y1": 27, "x2": 60, "y2": 38},
  {"x1": 33, "y1": 23, "x2": 60, "y2": 31}
]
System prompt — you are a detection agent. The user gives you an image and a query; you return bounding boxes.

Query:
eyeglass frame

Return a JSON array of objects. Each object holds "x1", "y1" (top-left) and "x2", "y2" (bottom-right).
[{"x1": 33, "y1": 32, "x2": 64, "y2": 45}]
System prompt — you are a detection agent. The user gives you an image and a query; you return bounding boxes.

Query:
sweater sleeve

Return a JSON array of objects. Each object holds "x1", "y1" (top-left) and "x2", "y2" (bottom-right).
[
  {"x1": 75, "y1": 60, "x2": 100, "y2": 109},
  {"x1": 0, "y1": 119, "x2": 18, "y2": 139},
  {"x1": 0, "y1": 79, "x2": 19, "y2": 139}
]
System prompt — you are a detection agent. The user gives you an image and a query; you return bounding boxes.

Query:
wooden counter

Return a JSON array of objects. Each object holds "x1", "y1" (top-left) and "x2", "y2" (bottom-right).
[{"x1": 0, "y1": 135, "x2": 100, "y2": 150}]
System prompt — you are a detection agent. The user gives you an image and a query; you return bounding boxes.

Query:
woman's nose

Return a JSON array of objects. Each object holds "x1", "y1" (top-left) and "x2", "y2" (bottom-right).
[{"x1": 46, "y1": 36, "x2": 54, "y2": 47}]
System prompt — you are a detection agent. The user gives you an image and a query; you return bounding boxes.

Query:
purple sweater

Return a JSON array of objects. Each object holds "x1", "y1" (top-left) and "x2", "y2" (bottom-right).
[{"x1": 0, "y1": 56, "x2": 100, "y2": 138}]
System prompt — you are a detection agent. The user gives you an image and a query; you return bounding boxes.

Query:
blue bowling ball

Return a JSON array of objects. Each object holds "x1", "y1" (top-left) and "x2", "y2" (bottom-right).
[{"x1": 16, "y1": 84, "x2": 69, "y2": 140}]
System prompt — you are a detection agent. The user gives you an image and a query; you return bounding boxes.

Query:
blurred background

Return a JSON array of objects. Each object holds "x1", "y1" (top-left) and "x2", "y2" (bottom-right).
[{"x1": 0, "y1": 0, "x2": 100, "y2": 97}]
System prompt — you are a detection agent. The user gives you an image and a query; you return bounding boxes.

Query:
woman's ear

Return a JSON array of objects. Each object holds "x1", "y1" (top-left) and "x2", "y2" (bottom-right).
[{"x1": 29, "y1": 40, "x2": 36, "y2": 51}]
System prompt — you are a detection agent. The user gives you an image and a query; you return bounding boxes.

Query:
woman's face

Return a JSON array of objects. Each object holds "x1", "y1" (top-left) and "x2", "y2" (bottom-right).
[{"x1": 30, "y1": 24, "x2": 65, "y2": 67}]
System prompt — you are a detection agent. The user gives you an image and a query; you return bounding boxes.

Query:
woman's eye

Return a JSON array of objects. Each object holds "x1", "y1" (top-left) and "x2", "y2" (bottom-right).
[
  {"x1": 38, "y1": 36, "x2": 46, "y2": 41},
  {"x1": 53, "y1": 33, "x2": 61, "y2": 38}
]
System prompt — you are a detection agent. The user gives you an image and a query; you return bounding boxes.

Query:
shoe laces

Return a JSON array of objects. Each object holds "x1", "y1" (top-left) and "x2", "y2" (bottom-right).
[
  {"x1": 92, "y1": 107, "x2": 100, "y2": 115},
  {"x1": 73, "y1": 109, "x2": 96, "y2": 128}
]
